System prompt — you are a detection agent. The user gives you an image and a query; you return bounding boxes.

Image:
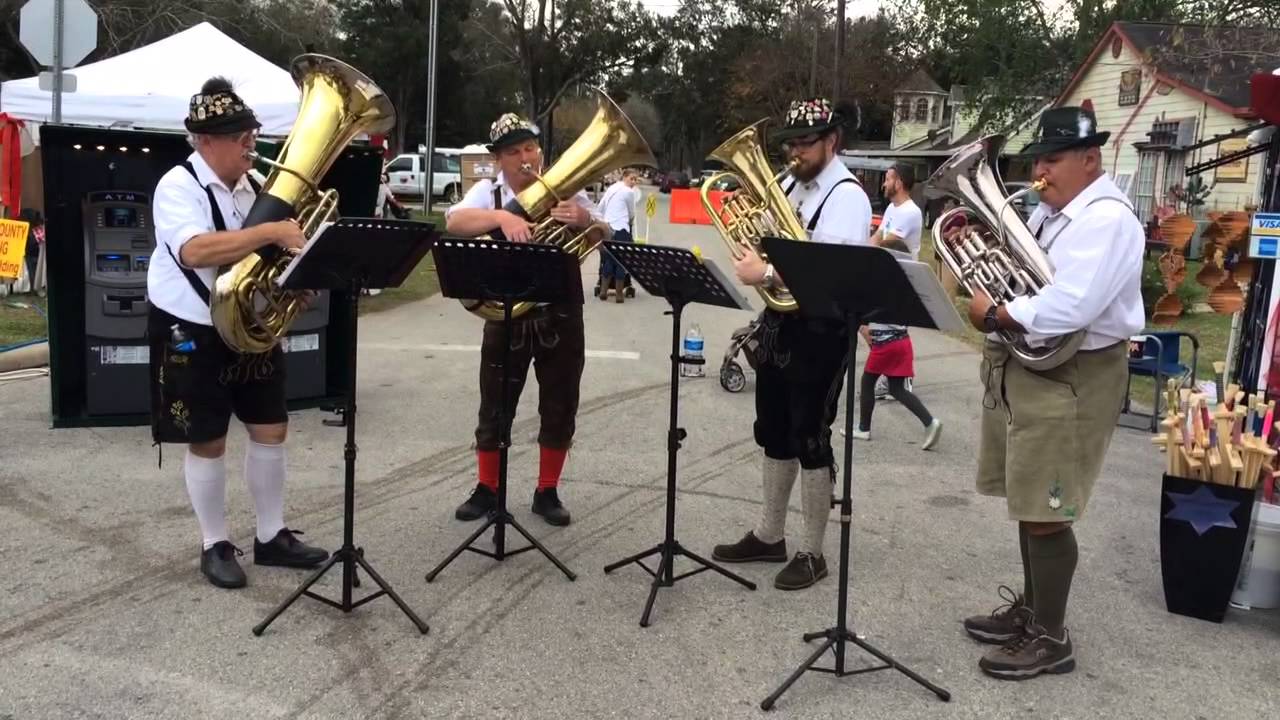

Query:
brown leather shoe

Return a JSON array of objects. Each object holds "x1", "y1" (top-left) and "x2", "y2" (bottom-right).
[
  {"x1": 963, "y1": 585, "x2": 1030, "y2": 644},
  {"x1": 712, "y1": 531, "x2": 787, "y2": 563},
  {"x1": 979, "y1": 616, "x2": 1075, "y2": 680}
]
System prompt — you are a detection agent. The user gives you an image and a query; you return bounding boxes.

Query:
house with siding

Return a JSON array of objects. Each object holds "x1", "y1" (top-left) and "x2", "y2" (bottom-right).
[{"x1": 1054, "y1": 22, "x2": 1275, "y2": 224}]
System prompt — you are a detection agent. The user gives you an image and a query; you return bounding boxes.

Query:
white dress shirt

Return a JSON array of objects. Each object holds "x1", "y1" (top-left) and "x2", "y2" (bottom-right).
[
  {"x1": 597, "y1": 180, "x2": 637, "y2": 232},
  {"x1": 1004, "y1": 173, "x2": 1146, "y2": 350},
  {"x1": 446, "y1": 171, "x2": 601, "y2": 222},
  {"x1": 784, "y1": 156, "x2": 872, "y2": 246},
  {"x1": 148, "y1": 151, "x2": 258, "y2": 326}
]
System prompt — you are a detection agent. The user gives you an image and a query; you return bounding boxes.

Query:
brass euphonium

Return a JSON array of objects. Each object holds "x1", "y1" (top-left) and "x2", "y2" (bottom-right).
[
  {"x1": 700, "y1": 119, "x2": 806, "y2": 313},
  {"x1": 461, "y1": 89, "x2": 656, "y2": 321},
  {"x1": 209, "y1": 54, "x2": 395, "y2": 354},
  {"x1": 927, "y1": 134, "x2": 1085, "y2": 370}
]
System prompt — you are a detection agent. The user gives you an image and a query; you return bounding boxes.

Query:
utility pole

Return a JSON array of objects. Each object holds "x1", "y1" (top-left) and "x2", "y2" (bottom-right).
[
  {"x1": 423, "y1": 0, "x2": 439, "y2": 215},
  {"x1": 832, "y1": 0, "x2": 846, "y2": 102}
]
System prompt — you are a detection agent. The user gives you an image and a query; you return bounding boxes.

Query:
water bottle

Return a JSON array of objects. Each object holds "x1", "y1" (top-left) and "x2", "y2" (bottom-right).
[
  {"x1": 682, "y1": 324, "x2": 705, "y2": 378},
  {"x1": 169, "y1": 324, "x2": 197, "y2": 354}
]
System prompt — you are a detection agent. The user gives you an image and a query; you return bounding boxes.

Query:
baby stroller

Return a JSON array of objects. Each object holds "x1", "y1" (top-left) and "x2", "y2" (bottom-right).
[{"x1": 719, "y1": 318, "x2": 762, "y2": 393}]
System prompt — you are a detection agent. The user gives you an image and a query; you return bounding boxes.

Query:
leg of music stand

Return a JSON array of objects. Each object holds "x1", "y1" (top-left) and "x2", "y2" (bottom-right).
[
  {"x1": 760, "y1": 312, "x2": 947, "y2": 709},
  {"x1": 426, "y1": 297, "x2": 576, "y2": 582},
  {"x1": 255, "y1": 282, "x2": 428, "y2": 636},
  {"x1": 603, "y1": 295, "x2": 755, "y2": 627}
]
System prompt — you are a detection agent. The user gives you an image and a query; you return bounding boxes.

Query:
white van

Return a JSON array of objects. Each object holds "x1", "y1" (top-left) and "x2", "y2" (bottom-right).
[{"x1": 385, "y1": 147, "x2": 463, "y2": 202}]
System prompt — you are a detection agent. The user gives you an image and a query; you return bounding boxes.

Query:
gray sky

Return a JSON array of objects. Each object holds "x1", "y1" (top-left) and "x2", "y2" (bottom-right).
[{"x1": 639, "y1": 0, "x2": 881, "y2": 18}]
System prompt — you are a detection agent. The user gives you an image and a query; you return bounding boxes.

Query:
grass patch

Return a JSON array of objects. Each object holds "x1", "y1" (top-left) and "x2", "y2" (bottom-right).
[{"x1": 0, "y1": 295, "x2": 48, "y2": 347}]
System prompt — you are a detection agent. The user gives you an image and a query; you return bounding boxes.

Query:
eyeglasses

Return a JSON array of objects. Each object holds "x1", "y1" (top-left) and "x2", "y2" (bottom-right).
[{"x1": 782, "y1": 135, "x2": 824, "y2": 152}]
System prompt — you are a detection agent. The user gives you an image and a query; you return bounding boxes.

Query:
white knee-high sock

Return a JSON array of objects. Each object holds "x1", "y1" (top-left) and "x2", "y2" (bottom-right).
[
  {"x1": 184, "y1": 450, "x2": 228, "y2": 550},
  {"x1": 245, "y1": 440, "x2": 287, "y2": 544},
  {"x1": 801, "y1": 467, "x2": 833, "y2": 557},
  {"x1": 756, "y1": 456, "x2": 799, "y2": 544}
]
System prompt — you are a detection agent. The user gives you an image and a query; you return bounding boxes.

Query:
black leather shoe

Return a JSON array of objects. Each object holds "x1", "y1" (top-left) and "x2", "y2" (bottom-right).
[
  {"x1": 201, "y1": 541, "x2": 247, "y2": 589},
  {"x1": 532, "y1": 487, "x2": 571, "y2": 526},
  {"x1": 254, "y1": 528, "x2": 329, "y2": 568},
  {"x1": 456, "y1": 483, "x2": 497, "y2": 521},
  {"x1": 712, "y1": 531, "x2": 788, "y2": 563},
  {"x1": 774, "y1": 552, "x2": 828, "y2": 590}
]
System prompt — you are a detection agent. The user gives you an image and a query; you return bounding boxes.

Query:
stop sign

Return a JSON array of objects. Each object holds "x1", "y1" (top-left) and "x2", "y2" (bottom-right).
[{"x1": 20, "y1": 0, "x2": 99, "y2": 68}]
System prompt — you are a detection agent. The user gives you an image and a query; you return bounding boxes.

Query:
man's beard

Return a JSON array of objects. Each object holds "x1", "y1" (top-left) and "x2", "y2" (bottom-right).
[{"x1": 791, "y1": 155, "x2": 825, "y2": 183}]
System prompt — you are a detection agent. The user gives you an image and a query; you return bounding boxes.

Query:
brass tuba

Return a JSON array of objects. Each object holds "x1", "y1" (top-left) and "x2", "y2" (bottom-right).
[
  {"x1": 700, "y1": 120, "x2": 806, "y2": 313},
  {"x1": 209, "y1": 54, "x2": 395, "y2": 354},
  {"x1": 461, "y1": 89, "x2": 656, "y2": 321},
  {"x1": 927, "y1": 134, "x2": 1085, "y2": 370}
]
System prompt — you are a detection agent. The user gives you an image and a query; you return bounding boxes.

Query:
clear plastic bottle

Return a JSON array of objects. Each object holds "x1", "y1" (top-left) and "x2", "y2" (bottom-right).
[{"x1": 682, "y1": 323, "x2": 705, "y2": 377}]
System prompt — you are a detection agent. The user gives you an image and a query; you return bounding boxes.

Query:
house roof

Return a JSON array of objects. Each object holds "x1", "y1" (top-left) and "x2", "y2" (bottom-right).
[
  {"x1": 898, "y1": 70, "x2": 946, "y2": 95},
  {"x1": 1056, "y1": 22, "x2": 1278, "y2": 115}
]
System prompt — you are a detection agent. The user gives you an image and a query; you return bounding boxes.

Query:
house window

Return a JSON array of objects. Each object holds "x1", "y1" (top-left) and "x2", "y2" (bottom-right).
[
  {"x1": 1135, "y1": 150, "x2": 1159, "y2": 222},
  {"x1": 931, "y1": 101, "x2": 940, "y2": 125},
  {"x1": 914, "y1": 98, "x2": 928, "y2": 123},
  {"x1": 896, "y1": 99, "x2": 910, "y2": 122},
  {"x1": 1163, "y1": 151, "x2": 1186, "y2": 205}
]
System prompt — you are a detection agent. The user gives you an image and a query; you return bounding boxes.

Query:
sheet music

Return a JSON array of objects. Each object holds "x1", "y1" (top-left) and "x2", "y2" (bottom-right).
[
  {"x1": 274, "y1": 220, "x2": 333, "y2": 288},
  {"x1": 893, "y1": 257, "x2": 965, "y2": 333}
]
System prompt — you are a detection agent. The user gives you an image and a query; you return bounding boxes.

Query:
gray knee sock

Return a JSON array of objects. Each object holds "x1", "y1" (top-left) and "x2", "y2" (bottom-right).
[
  {"x1": 755, "y1": 456, "x2": 799, "y2": 544},
  {"x1": 800, "y1": 466, "x2": 833, "y2": 556},
  {"x1": 1028, "y1": 527, "x2": 1078, "y2": 636}
]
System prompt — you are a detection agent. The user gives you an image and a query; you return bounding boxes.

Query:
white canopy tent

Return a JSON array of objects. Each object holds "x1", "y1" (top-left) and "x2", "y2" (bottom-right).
[{"x1": 0, "y1": 22, "x2": 299, "y2": 137}]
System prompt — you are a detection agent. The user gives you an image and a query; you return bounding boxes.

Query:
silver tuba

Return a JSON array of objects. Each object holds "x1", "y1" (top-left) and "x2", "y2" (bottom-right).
[{"x1": 927, "y1": 134, "x2": 1085, "y2": 371}]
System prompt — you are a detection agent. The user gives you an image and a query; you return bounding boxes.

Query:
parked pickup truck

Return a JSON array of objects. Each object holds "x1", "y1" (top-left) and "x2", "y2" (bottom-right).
[{"x1": 385, "y1": 148, "x2": 464, "y2": 203}]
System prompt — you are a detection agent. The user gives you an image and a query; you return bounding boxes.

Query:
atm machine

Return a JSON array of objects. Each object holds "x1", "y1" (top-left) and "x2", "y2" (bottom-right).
[{"x1": 82, "y1": 191, "x2": 154, "y2": 415}]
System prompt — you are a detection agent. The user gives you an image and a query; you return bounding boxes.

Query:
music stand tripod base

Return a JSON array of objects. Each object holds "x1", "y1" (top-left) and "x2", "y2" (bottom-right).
[
  {"x1": 253, "y1": 218, "x2": 437, "y2": 637},
  {"x1": 599, "y1": 242, "x2": 757, "y2": 626},
  {"x1": 424, "y1": 239, "x2": 581, "y2": 583}
]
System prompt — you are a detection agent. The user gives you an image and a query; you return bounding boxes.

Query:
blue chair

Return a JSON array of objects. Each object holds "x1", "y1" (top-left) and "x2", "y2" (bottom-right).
[{"x1": 1122, "y1": 331, "x2": 1200, "y2": 432}]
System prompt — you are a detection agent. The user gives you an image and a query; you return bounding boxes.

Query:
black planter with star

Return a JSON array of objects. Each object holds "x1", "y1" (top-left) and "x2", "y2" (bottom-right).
[{"x1": 1159, "y1": 474, "x2": 1258, "y2": 623}]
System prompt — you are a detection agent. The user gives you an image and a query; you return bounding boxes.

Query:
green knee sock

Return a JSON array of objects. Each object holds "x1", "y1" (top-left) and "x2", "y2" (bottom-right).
[
  {"x1": 1027, "y1": 527, "x2": 1078, "y2": 637},
  {"x1": 1019, "y1": 524, "x2": 1034, "y2": 607}
]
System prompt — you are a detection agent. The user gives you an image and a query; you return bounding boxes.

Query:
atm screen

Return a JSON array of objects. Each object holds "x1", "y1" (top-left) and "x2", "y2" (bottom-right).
[{"x1": 105, "y1": 207, "x2": 139, "y2": 228}]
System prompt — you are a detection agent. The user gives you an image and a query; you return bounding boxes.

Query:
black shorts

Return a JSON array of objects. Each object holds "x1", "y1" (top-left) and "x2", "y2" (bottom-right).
[{"x1": 148, "y1": 306, "x2": 288, "y2": 444}]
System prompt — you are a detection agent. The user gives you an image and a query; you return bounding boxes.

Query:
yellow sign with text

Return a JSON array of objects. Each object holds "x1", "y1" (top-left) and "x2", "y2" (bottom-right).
[
  {"x1": 645, "y1": 194, "x2": 657, "y2": 218},
  {"x1": 0, "y1": 219, "x2": 30, "y2": 280}
]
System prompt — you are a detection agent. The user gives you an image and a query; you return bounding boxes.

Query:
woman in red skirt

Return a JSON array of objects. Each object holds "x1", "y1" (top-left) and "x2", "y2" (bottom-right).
[{"x1": 850, "y1": 321, "x2": 942, "y2": 449}]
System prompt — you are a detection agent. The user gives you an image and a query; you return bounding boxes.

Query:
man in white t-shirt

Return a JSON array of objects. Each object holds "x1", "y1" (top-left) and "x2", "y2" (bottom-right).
[
  {"x1": 868, "y1": 163, "x2": 924, "y2": 400},
  {"x1": 595, "y1": 168, "x2": 640, "y2": 302}
]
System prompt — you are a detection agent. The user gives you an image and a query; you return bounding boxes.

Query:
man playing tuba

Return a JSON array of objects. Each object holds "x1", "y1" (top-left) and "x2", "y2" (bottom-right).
[
  {"x1": 148, "y1": 77, "x2": 329, "y2": 590},
  {"x1": 445, "y1": 113, "x2": 602, "y2": 527},
  {"x1": 712, "y1": 97, "x2": 872, "y2": 590},
  {"x1": 960, "y1": 106, "x2": 1143, "y2": 680}
]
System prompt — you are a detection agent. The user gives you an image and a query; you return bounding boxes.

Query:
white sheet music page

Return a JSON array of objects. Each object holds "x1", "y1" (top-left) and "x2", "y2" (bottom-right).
[{"x1": 274, "y1": 221, "x2": 334, "y2": 287}]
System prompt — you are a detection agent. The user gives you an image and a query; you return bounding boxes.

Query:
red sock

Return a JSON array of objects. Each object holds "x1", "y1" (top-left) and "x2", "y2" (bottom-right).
[
  {"x1": 538, "y1": 446, "x2": 568, "y2": 490},
  {"x1": 477, "y1": 450, "x2": 499, "y2": 490}
]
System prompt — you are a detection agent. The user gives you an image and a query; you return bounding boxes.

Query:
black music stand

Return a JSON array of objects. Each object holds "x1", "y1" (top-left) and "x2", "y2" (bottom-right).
[
  {"x1": 254, "y1": 218, "x2": 437, "y2": 636},
  {"x1": 757, "y1": 237, "x2": 955, "y2": 709},
  {"x1": 424, "y1": 238, "x2": 580, "y2": 582},
  {"x1": 600, "y1": 243, "x2": 758, "y2": 626}
]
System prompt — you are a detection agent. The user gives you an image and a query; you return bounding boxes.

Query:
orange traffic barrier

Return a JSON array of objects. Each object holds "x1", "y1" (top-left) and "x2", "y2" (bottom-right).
[{"x1": 669, "y1": 188, "x2": 734, "y2": 225}]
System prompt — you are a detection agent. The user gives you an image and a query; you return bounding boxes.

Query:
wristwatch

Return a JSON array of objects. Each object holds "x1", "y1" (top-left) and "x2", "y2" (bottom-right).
[
  {"x1": 982, "y1": 304, "x2": 1000, "y2": 333},
  {"x1": 762, "y1": 263, "x2": 776, "y2": 288}
]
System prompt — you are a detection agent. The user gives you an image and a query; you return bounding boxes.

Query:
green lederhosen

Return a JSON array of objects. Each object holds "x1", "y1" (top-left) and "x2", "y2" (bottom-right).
[{"x1": 976, "y1": 339, "x2": 1129, "y2": 522}]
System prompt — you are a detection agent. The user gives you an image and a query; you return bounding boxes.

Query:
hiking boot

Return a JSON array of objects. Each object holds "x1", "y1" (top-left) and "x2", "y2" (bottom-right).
[
  {"x1": 712, "y1": 531, "x2": 787, "y2": 563},
  {"x1": 774, "y1": 552, "x2": 828, "y2": 590},
  {"x1": 979, "y1": 619, "x2": 1075, "y2": 680},
  {"x1": 963, "y1": 585, "x2": 1030, "y2": 644},
  {"x1": 531, "y1": 487, "x2": 571, "y2": 526},
  {"x1": 455, "y1": 483, "x2": 497, "y2": 521}
]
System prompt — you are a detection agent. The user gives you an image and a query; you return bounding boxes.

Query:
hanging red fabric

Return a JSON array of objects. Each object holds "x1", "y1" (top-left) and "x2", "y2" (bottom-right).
[
  {"x1": 0, "y1": 113, "x2": 24, "y2": 217},
  {"x1": 1252, "y1": 72, "x2": 1280, "y2": 127}
]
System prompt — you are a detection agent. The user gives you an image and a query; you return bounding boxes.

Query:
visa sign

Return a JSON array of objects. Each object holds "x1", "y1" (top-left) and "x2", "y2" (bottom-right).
[{"x1": 1251, "y1": 212, "x2": 1280, "y2": 259}]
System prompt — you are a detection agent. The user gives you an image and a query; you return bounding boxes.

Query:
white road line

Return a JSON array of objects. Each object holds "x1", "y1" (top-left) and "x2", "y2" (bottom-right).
[{"x1": 365, "y1": 342, "x2": 640, "y2": 360}]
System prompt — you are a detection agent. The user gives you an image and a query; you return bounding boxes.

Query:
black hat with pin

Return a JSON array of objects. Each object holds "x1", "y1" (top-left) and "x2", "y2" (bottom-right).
[
  {"x1": 1019, "y1": 106, "x2": 1110, "y2": 156},
  {"x1": 487, "y1": 113, "x2": 541, "y2": 153},
  {"x1": 185, "y1": 76, "x2": 261, "y2": 135},
  {"x1": 773, "y1": 96, "x2": 860, "y2": 143}
]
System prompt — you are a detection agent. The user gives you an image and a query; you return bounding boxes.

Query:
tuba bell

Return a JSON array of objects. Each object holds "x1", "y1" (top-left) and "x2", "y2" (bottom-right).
[
  {"x1": 927, "y1": 134, "x2": 1085, "y2": 370},
  {"x1": 700, "y1": 120, "x2": 806, "y2": 313},
  {"x1": 209, "y1": 54, "x2": 395, "y2": 354},
  {"x1": 461, "y1": 89, "x2": 656, "y2": 322}
]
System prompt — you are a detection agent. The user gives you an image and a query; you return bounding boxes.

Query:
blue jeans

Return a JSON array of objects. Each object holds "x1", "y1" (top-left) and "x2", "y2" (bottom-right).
[{"x1": 599, "y1": 228, "x2": 632, "y2": 281}]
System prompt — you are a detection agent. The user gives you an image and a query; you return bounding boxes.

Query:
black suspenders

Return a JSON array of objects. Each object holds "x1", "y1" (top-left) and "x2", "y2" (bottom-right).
[
  {"x1": 167, "y1": 162, "x2": 260, "y2": 305},
  {"x1": 784, "y1": 176, "x2": 858, "y2": 231}
]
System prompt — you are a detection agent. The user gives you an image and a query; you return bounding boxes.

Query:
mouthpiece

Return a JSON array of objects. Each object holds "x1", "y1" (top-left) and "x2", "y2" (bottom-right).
[{"x1": 1031, "y1": 178, "x2": 1048, "y2": 192}]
